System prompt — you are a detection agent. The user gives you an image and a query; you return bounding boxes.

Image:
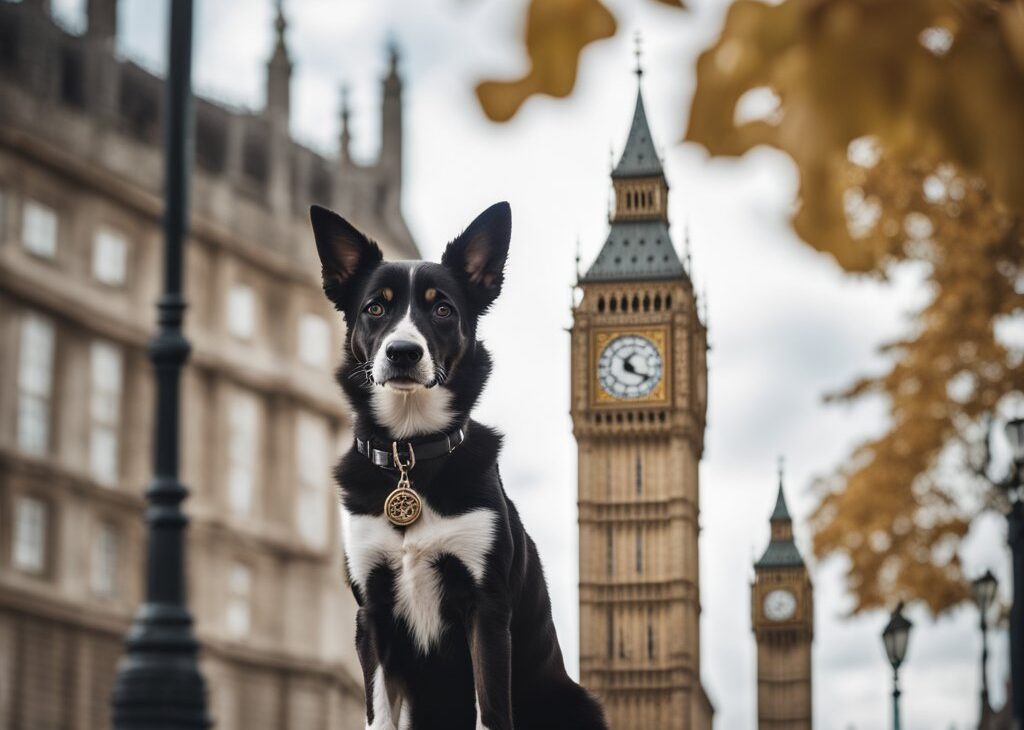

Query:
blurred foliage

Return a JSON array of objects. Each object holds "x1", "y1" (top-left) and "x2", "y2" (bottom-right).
[
  {"x1": 810, "y1": 156, "x2": 1023, "y2": 613},
  {"x1": 476, "y1": 0, "x2": 617, "y2": 122},
  {"x1": 478, "y1": 0, "x2": 1024, "y2": 613},
  {"x1": 683, "y1": 0, "x2": 1024, "y2": 614}
]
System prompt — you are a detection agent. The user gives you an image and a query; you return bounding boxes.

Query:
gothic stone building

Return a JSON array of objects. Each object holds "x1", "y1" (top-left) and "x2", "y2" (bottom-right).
[
  {"x1": 571, "y1": 70, "x2": 714, "y2": 729},
  {"x1": 752, "y1": 471, "x2": 814, "y2": 729},
  {"x1": 0, "y1": 1, "x2": 416, "y2": 728}
]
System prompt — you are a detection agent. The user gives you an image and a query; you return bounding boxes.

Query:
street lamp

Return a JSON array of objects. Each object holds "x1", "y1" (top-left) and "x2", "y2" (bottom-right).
[
  {"x1": 972, "y1": 570, "x2": 998, "y2": 727},
  {"x1": 882, "y1": 602, "x2": 913, "y2": 730},
  {"x1": 1004, "y1": 417, "x2": 1024, "y2": 730},
  {"x1": 109, "y1": 1, "x2": 209, "y2": 727}
]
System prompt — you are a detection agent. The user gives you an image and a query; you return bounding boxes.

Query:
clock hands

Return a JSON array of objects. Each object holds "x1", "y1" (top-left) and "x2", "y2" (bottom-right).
[{"x1": 622, "y1": 353, "x2": 650, "y2": 381}]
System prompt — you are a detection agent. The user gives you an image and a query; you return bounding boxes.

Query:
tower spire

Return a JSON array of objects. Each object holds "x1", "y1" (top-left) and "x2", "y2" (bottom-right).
[
  {"x1": 339, "y1": 83, "x2": 352, "y2": 164},
  {"x1": 582, "y1": 48, "x2": 685, "y2": 283},
  {"x1": 265, "y1": 0, "x2": 292, "y2": 119},
  {"x1": 771, "y1": 456, "x2": 791, "y2": 523},
  {"x1": 575, "y1": 236, "x2": 582, "y2": 282},
  {"x1": 273, "y1": 0, "x2": 287, "y2": 56},
  {"x1": 380, "y1": 40, "x2": 403, "y2": 174},
  {"x1": 634, "y1": 30, "x2": 644, "y2": 80}
]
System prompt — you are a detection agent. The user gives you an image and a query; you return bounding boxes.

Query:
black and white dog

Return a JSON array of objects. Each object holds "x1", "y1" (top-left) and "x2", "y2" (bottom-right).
[{"x1": 310, "y1": 202, "x2": 608, "y2": 730}]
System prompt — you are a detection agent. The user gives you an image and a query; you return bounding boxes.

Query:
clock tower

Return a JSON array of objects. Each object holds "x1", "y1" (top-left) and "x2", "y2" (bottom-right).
[
  {"x1": 571, "y1": 63, "x2": 712, "y2": 729},
  {"x1": 752, "y1": 466, "x2": 814, "y2": 730}
]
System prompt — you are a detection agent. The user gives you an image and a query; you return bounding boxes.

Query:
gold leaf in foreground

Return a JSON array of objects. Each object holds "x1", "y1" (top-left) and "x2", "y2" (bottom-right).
[{"x1": 477, "y1": 0, "x2": 617, "y2": 122}]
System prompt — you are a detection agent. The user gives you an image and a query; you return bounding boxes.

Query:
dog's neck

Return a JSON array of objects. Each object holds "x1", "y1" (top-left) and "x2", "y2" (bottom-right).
[{"x1": 369, "y1": 386, "x2": 456, "y2": 441}]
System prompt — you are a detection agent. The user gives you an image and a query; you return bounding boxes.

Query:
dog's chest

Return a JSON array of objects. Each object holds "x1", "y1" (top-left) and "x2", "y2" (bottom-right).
[{"x1": 342, "y1": 502, "x2": 497, "y2": 653}]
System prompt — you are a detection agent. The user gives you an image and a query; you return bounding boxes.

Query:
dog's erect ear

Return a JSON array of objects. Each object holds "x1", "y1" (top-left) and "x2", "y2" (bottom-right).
[
  {"x1": 441, "y1": 202, "x2": 511, "y2": 309},
  {"x1": 310, "y1": 205, "x2": 383, "y2": 310}
]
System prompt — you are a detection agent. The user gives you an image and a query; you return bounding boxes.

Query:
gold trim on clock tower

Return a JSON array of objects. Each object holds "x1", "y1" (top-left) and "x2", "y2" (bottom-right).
[{"x1": 571, "y1": 58, "x2": 713, "y2": 730}]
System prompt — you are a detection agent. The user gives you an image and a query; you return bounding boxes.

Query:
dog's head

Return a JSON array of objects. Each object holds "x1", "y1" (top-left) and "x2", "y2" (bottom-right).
[{"x1": 310, "y1": 202, "x2": 511, "y2": 439}]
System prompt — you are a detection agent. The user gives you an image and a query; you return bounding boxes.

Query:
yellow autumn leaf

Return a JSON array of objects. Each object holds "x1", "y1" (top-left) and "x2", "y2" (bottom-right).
[{"x1": 476, "y1": 0, "x2": 617, "y2": 122}]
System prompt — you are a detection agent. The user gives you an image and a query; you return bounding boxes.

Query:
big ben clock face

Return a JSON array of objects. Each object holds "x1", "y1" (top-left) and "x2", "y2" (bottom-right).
[
  {"x1": 763, "y1": 589, "x2": 797, "y2": 621},
  {"x1": 597, "y1": 335, "x2": 664, "y2": 400}
]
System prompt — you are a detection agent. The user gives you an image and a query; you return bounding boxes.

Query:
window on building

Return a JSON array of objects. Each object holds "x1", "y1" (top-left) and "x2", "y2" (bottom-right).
[
  {"x1": 295, "y1": 412, "x2": 329, "y2": 548},
  {"x1": 636, "y1": 530, "x2": 643, "y2": 574},
  {"x1": 635, "y1": 454, "x2": 642, "y2": 495},
  {"x1": 90, "y1": 341, "x2": 123, "y2": 485},
  {"x1": 91, "y1": 522, "x2": 119, "y2": 597},
  {"x1": 298, "y1": 313, "x2": 330, "y2": 367},
  {"x1": 606, "y1": 611, "x2": 614, "y2": 660},
  {"x1": 227, "y1": 284, "x2": 255, "y2": 340},
  {"x1": 22, "y1": 200, "x2": 58, "y2": 258},
  {"x1": 226, "y1": 562, "x2": 252, "y2": 637},
  {"x1": 17, "y1": 312, "x2": 55, "y2": 455},
  {"x1": 227, "y1": 391, "x2": 259, "y2": 517},
  {"x1": 606, "y1": 525, "x2": 614, "y2": 577},
  {"x1": 92, "y1": 227, "x2": 128, "y2": 285},
  {"x1": 12, "y1": 496, "x2": 47, "y2": 574}
]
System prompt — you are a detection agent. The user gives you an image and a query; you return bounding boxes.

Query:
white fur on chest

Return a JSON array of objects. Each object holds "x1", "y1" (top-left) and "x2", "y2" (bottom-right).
[{"x1": 342, "y1": 502, "x2": 497, "y2": 654}]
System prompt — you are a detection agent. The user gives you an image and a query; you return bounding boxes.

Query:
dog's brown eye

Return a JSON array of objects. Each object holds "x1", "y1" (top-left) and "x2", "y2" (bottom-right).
[
  {"x1": 434, "y1": 303, "x2": 452, "y2": 318},
  {"x1": 366, "y1": 302, "x2": 385, "y2": 317}
]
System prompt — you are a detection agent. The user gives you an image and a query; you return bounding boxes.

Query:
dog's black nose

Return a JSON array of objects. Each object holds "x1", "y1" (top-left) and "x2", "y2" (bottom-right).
[{"x1": 386, "y1": 340, "x2": 423, "y2": 365}]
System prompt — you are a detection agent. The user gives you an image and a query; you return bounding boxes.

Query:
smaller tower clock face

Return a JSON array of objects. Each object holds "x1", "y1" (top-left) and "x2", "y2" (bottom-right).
[
  {"x1": 597, "y1": 335, "x2": 663, "y2": 399},
  {"x1": 763, "y1": 589, "x2": 797, "y2": 621}
]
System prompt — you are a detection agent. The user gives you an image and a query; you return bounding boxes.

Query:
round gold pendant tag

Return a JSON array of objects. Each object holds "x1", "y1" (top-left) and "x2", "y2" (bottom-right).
[{"x1": 385, "y1": 488, "x2": 422, "y2": 526}]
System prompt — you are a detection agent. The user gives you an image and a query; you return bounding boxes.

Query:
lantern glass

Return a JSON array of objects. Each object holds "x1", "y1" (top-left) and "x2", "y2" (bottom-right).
[
  {"x1": 882, "y1": 605, "x2": 912, "y2": 669},
  {"x1": 1006, "y1": 418, "x2": 1024, "y2": 464},
  {"x1": 972, "y1": 570, "x2": 998, "y2": 613}
]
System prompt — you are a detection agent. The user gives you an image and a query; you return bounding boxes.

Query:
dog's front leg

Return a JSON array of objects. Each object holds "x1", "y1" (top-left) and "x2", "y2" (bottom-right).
[
  {"x1": 356, "y1": 607, "x2": 402, "y2": 730},
  {"x1": 469, "y1": 604, "x2": 514, "y2": 730}
]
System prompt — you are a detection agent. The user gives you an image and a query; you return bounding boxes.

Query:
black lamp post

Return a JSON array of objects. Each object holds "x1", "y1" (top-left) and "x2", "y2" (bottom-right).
[
  {"x1": 972, "y1": 569, "x2": 998, "y2": 728},
  {"x1": 882, "y1": 602, "x2": 913, "y2": 730},
  {"x1": 110, "y1": 1, "x2": 209, "y2": 727},
  {"x1": 1004, "y1": 417, "x2": 1024, "y2": 730}
]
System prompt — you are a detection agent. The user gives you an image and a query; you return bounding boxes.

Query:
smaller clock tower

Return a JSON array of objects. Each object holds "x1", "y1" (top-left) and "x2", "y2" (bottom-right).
[{"x1": 752, "y1": 464, "x2": 813, "y2": 730}]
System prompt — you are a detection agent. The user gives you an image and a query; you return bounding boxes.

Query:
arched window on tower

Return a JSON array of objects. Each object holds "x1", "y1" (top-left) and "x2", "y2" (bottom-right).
[
  {"x1": 647, "y1": 622, "x2": 655, "y2": 660},
  {"x1": 635, "y1": 454, "x2": 642, "y2": 495},
  {"x1": 636, "y1": 529, "x2": 643, "y2": 574}
]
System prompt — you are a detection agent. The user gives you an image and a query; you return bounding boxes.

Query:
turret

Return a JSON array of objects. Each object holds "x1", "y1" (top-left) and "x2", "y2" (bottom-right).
[
  {"x1": 264, "y1": 0, "x2": 292, "y2": 217},
  {"x1": 339, "y1": 85, "x2": 353, "y2": 167},
  {"x1": 87, "y1": 0, "x2": 117, "y2": 39},
  {"x1": 85, "y1": 0, "x2": 120, "y2": 119},
  {"x1": 379, "y1": 43, "x2": 403, "y2": 183},
  {"x1": 265, "y1": 0, "x2": 291, "y2": 122}
]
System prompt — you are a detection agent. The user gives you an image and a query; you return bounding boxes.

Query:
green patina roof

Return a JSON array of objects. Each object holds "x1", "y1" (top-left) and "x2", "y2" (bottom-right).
[
  {"x1": 755, "y1": 538, "x2": 805, "y2": 569},
  {"x1": 612, "y1": 88, "x2": 663, "y2": 179},
  {"x1": 582, "y1": 83, "x2": 686, "y2": 283},
  {"x1": 582, "y1": 220, "x2": 686, "y2": 282},
  {"x1": 756, "y1": 478, "x2": 805, "y2": 569},
  {"x1": 770, "y1": 481, "x2": 791, "y2": 522}
]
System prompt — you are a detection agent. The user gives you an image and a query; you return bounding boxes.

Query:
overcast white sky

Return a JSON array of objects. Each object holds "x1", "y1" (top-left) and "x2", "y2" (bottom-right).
[{"x1": 50, "y1": 0, "x2": 1016, "y2": 727}]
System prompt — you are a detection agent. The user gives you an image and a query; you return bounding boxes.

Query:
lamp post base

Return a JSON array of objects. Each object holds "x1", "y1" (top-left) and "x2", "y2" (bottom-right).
[
  {"x1": 1009, "y1": 500, "x2": 1023, "y2": 730},
  {"x1": 111, "y1": 602, "x2": 209, "y2": 729}
]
